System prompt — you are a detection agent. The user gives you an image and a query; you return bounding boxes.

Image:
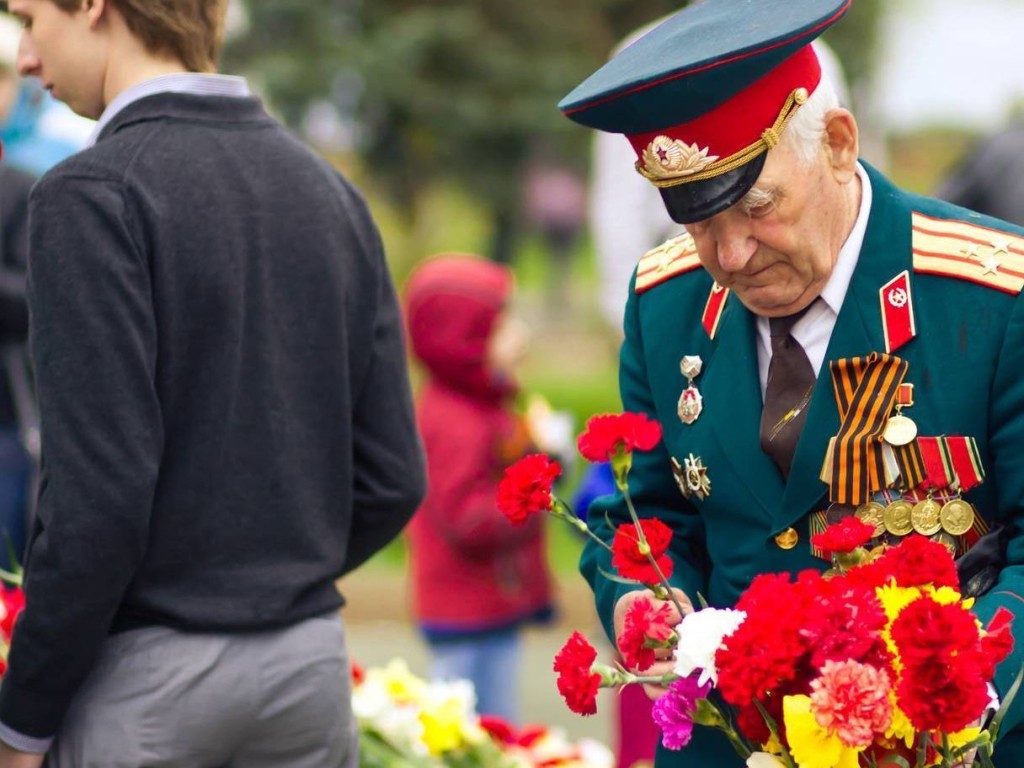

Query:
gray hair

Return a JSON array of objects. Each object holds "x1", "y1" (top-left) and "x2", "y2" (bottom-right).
[{"x1": 780, "y1": 81, "x2": 840, "y2": 166}]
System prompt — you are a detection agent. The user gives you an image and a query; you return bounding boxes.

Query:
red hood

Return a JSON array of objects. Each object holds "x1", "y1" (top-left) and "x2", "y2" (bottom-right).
[{"x1": 404, "y1": 254, "x2": 516, "y2": 400}]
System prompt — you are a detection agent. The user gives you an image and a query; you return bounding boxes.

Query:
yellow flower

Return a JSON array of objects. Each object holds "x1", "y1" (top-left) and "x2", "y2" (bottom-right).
[
  {"x1": 927, "y1": 585, "x2": 966, "y2": 607},
  {"x1": 374, "y1": 659, "x2": 427, "y2": 705},
  {"x1": 419, "y1": 696, "x2": 470, "y2": 755},
  {"x1": 884, "y1": 699, "x2": 916, "y2": 749},
  {"x1": 783, "y1": 695, "x2": 862, "y2": 768}
]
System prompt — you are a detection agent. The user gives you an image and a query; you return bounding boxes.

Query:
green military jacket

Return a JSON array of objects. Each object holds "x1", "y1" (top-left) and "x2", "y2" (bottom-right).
[{"x1": 583, "y1": 163, "x2": 1024, "y2": 766}]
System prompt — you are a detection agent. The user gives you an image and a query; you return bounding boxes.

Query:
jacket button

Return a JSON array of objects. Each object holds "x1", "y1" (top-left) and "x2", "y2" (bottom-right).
[{"x1": 774, "y1": 527, "x2": 799, "y2": 550}]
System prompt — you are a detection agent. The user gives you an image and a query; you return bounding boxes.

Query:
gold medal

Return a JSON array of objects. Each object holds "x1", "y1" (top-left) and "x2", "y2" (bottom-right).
[
  {"x1": 940, "y1": 498, "x2": 976, "y2": 536},
  {"x1": 882, "y1": 413, "x2": 918, "y2": 446},
  {"x1": 855, "y1": 501, "x2": 886, "y2": 537},
  {"x1": 883, "y1": 499, "x2": 914, "y2": 536},
  {"x1": 910, "y1": 497, "x2": 942, "y2": 536},
  {"x1": 683, "y1": 453, "x2": 711, "y2": 500}
]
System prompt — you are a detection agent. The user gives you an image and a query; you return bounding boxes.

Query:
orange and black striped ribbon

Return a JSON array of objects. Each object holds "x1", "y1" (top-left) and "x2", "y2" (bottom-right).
[
  {"x1": 891, "y1": 441, "x2": 927, "y2": 492},
  {"x1": 828, "y1": 353, "x2": 909, "y2": 505}
]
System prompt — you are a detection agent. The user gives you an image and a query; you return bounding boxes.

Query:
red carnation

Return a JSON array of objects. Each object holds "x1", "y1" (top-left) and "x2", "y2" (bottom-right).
[
  {"x1": 845, "y1": 534, "x2": 960, "y2": 592},
  {"x1": 611, "y1": 518, "x2": 674, "y2": 585},
  {"x1": 553, "y1": 632, "x2": 602, "y2": 716},
  {"x1": 576, "y1": 412, "x2": 662, "y2": 463},
  {"x1": 478, "y1": 715, "x2": 516, "y2": 744},
  {"x1": 811, "y1": 516, "x2": 875, "y2": 556},
  {"x1": 497, "y1": 453, "x2": 561, "y2": 524},
  {"x1": 890, "y1": 596, "x2": 993, "y2": 732},
  {"x1": 980, "y1": 607, "x2": 1016, "y2": 678},
  {"x1": 618, "y1": 596, "x2": 676, "y2": 672}
]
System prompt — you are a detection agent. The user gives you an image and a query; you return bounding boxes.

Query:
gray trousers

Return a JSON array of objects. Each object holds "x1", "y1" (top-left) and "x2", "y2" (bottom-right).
[{"x1": 46, "y1": 613, "x2": 357, "y2": 768}]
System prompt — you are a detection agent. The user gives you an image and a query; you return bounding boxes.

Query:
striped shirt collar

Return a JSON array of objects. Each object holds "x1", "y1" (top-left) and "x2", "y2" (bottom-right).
[{"x1": 88, "y1": 72, "x2": 251, "y2": 146}]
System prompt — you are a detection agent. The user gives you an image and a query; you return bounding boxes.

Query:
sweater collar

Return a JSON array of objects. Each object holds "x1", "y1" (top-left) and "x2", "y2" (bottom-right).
[{"x1": 88, "y1": 73, "x2": 251, "y2": 146}]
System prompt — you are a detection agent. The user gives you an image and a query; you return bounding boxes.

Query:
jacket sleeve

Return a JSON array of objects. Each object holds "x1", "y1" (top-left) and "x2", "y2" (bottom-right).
[
  {"x1": 581, "y1": 276, "x2": 709, "y2": 645},
  {"x1": 972, "y1": 291, "x2": 1024, "y2": 736},
  {"x1": 0, "y1": 176, "x2": 163, "y2": 743},
  {"x1": 339, "y1": 207, "x2": 426, "y2": 576},
  {"x1": 416, "y1": 406, "x2": 543, "y2": 557}
]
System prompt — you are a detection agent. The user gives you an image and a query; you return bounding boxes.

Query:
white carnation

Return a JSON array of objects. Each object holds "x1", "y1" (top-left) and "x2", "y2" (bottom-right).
[{"x1": 672, "y1": 607, "x2": 746, "y2": 686}]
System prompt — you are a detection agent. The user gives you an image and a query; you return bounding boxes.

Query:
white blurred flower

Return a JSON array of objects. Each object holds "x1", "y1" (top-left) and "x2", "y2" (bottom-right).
[
  {"x1": 673, "y1": 607, "x2": 746, "y2": 686},
  {"x1": 747, "y1": 752, "x2": 787, "y2": 768}
]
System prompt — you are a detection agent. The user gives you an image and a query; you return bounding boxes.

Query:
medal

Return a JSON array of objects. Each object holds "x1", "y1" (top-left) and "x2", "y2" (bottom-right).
[
  {"x1": 671, "y1": 454, "x2": 711, "y2": 500},
  {"x1": 677, "y1": 355, "x2": 704, "y2": 425},
  {"x1": 682, "y1": 452, "x2": 711, "y2": 500},
  {"x1": 939, "y1": 498, "x2": 976, "y2": 536},
  {"x1": 910, "y1": 497, "x2": 942, "y2": 535},
  {"x1": 883, "y1": 413, "x2": 918, "y2": 446},
  {"x1": 883, "y1": 499, "x2": 914, "y2": 536},
  {"x1": 855, "y1": 501, "x2": 886, "y2": 537},
  {"x1": 882, "y1": 384, "x2": 917, "y2": 447}
]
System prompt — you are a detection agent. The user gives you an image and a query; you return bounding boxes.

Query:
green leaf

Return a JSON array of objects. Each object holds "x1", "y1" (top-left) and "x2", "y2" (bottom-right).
[
  {"x1": 988, "y1": 662, "x2": 1024, "y2": 743},
  {"x1": 596, "y1": 566, "x2": 645, "y2": 588}
]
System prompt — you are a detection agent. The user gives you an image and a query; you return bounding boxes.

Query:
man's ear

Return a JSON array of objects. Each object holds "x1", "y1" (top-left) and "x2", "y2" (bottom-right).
[
  {"x1": 823, "y1": 108, "x2": 859, "y2": 184},
  {"x1": 84, "y1": 0, "x2": 106, "y2": 29}
]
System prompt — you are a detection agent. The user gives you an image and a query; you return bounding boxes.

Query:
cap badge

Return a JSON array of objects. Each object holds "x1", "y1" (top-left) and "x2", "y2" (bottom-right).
[{"x1": 639, "y1": 136, "x2": 719, "y2": 183}]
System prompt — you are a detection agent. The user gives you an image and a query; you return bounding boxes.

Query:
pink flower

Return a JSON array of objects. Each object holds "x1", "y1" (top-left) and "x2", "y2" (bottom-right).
[
  {"x1": 810, "y1": 659, "x2": 893, "y2": 747},
  {"x1": 652, "y1": 675, "x2": 712, "y2": 750}
]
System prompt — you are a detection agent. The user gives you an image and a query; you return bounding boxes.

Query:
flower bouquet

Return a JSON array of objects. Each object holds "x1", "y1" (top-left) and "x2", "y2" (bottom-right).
[
  {"x1": 351, "y1": 658, "x2": 613, "y2": 768},
  {"x1": 497, "y1": 412, "x2": 1020, "y2": 768}
]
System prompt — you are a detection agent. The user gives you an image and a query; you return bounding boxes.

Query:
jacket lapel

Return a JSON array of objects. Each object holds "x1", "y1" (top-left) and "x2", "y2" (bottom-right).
[
  {"x1": 774, "y1": 165, "x2": 916, "y2": 530},
  {"x1": 697, "y1": 292, "x2": 785, "y2": 515}
]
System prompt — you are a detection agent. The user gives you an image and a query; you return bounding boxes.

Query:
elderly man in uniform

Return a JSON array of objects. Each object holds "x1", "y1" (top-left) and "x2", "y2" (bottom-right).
[{"x1": 559, "y1": 0, "x2": 1024, "y2": 765}]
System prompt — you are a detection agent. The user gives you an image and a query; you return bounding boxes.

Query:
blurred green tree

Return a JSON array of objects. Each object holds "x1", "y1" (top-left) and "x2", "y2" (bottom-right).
[{"x1": 224, "y1": 0, "x2": 883, "y2": 262}]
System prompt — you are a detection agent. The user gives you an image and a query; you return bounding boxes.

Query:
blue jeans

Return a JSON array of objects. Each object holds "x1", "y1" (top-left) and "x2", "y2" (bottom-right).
[
  {"x1": 428, "y1": 629, "x2": 521, "y2": 724},
  {"x1": 0, "y1": 427, "x2": 30, "y2": 572}
]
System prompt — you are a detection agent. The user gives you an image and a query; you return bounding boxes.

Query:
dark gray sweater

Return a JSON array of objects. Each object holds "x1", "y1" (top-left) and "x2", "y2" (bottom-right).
[{"x1": 0, "y1": 93, "x2": 425, "y2": 739}]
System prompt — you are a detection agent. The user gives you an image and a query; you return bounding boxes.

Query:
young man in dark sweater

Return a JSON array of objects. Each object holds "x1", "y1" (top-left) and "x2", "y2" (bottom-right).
[{"x1": 0, "y1": 1, "x2": 426, "y2": 765}]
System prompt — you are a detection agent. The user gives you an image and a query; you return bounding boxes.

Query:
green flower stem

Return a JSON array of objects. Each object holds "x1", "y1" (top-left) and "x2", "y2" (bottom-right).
[
  {"x1": 551, "y1": 497, "x2": 613, "y2": 552},
  {"x1": 621, "y1": 485, "x2": 688, "y2": 620},
  {"x1": 0, "y1": 567, "x2": 21, "y2": 588}
]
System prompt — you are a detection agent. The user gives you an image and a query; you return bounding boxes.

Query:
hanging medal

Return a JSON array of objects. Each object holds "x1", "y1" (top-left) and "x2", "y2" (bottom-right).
[
  {"x1": 882, "y1": 382, "x2": 917, "y2": 446},
  {"x1": 677, "y1": 355, "x2": 704, "y2": 425}
]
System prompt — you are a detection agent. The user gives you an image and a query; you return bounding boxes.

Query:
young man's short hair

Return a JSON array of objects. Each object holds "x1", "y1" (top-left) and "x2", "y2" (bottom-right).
[{"x1": 50, "y1": 0, "x2": 226, "y2": 73}]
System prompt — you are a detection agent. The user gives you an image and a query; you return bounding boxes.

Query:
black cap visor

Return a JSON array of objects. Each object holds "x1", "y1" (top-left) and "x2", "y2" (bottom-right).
[{"x1": 658, "y1": 153, "x2": 767, "y2": 224}]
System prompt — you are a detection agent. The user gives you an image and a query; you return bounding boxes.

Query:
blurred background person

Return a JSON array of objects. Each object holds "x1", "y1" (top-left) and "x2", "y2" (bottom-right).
[
  {"x1": 403, "y1": 254, "x2": 556, "y2": 725},
  {"x1": 935, "y1": 107, "x2": 1024, "y2": 226},
  {"x1": 0, "y1": 13, "x2": 91, "y2": 179},
  {"x1": 0, "y1": 12, "x2": 90, "y2": 573}
]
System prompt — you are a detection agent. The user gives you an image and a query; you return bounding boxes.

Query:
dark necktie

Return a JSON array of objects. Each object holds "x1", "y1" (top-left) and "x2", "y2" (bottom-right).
[{"x1": 760, "y1": 305, "x2": 816, "y2": 478}]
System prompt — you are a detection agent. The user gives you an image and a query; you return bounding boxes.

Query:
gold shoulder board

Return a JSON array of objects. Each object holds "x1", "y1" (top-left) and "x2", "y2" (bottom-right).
[
  {"x1": 634, "y1": 233, "x2": 701, "y2": 294},
  {"x1": 912, "y1": 211, "x2": 1024, "y2": 294}
]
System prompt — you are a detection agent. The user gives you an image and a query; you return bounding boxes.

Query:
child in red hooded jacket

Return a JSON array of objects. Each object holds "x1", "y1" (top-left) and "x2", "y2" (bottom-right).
[{"x1": 404, "y1": 254, "x2": 554, "y2": 724}]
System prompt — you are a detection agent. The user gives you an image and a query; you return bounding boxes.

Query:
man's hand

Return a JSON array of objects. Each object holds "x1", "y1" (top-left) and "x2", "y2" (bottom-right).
[
  {"x1": 0, "y1": 741, "x2": 44, "y2": 768},
  {"x1": 613, "y1": 588, "x2": 694, "y2": 700}
]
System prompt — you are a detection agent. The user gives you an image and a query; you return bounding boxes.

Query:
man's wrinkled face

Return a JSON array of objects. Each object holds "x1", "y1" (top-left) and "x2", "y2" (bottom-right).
[
  {"x1": 8, "y1": 0, "x2": 107, "y2": 120},
  {"x1": 685, "y1": 136, "x2": 850, "y2": 318}
]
